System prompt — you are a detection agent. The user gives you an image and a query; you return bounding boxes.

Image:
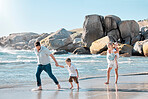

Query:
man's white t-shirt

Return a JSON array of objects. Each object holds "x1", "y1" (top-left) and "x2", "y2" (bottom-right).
[
  {"x1": 34, "y1": 46, "x2": 51, "y2": 65},
  {"x1": 65, "y1": 64, "x2": 77, "y2": 77}
]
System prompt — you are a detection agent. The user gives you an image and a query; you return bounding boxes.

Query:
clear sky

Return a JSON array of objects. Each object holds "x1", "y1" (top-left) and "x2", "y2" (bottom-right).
[{"x1": 0, "y1": 0, "x2": 148, "y2": 37}]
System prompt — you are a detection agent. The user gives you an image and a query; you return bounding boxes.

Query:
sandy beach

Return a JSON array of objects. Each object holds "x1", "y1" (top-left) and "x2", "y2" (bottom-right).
[{"x1": 1, "y1": 73, "x2": 148, "y2": 99}]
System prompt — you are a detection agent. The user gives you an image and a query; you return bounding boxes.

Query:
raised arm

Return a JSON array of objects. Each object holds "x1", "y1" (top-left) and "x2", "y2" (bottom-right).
[{"x1": 50, "y1": 54, "x2": 59, "y2": 66}]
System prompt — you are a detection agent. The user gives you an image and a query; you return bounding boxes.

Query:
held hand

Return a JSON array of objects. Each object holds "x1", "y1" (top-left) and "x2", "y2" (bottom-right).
[{"x1": 55, "y1": 63, "x2": 59, "y2": 67}]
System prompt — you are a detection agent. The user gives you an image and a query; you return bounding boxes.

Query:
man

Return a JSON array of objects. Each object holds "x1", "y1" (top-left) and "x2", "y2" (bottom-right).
[{"x1": 34, "y1": 41, "x2": 60, "y2": 90}]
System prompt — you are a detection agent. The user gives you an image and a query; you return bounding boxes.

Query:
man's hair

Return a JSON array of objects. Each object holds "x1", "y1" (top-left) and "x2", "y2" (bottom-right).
[
  {"x1": 35, "y1": 41, "x2": 40, "y2": 47},
  {"x1": 66, "y1": 58, "x2": 71, "y2": 62}
]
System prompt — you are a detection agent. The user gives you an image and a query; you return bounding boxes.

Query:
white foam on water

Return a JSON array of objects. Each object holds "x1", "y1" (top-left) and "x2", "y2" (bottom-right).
[
  {"x1": 0, "y1": 47, "x2": 17, "y2": 54},
  {"x1": 17, "y1": 55, "x2": 36, "y2": 59}
]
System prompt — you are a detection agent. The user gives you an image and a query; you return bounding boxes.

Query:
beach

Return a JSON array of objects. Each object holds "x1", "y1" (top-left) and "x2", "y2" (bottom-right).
[
  {"x1": 1, "y1": 74, "x2": 148, "y2": 99},
  {"x1": 1, "y1": 50, "x2": 148, "y2": 99}
]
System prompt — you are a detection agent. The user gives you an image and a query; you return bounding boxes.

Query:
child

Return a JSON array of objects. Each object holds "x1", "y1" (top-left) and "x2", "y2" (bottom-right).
[
  {"x1": 105, "y1": 42, "x2": 118, "y2": 84},
  {"x1": 57, "y1": 58, "x2": 79, "y2": 89},
  {"x1": 113, "y1": 42, "x2": 120, "y2": 84}
]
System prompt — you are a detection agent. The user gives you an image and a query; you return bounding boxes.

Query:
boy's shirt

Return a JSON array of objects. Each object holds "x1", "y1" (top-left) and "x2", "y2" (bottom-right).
[{"x1": 65, "y1": 63, "x2": 77, "y2": 77}]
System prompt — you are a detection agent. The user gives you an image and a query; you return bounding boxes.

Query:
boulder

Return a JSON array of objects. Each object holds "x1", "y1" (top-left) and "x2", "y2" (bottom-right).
[
  {"x1": 119, "y1": 20, "x2": 140, "y2": 45},
  {"x1": 120, "y1": 53, "x2": 131, "y2": 57},
  {"x1": 73, "y1": 38, "x2": 81, "y2": 44},
  {"x1": 70, "y1": 28, "x2": 83, "y2": 40},
  {"x1": 104, "y1": 15, "x2": 121, "y2": 33},
  {"x1": 58, "y1": 43, "x2": 81, "y2": 52},
  {"x1": 41, "y1": 28, "x2": 73, "y2": 50},
  {"x1": 143, "y1": 42, "x2": 148, "y2": 57},
  {"x1": 132, "y1": 40, "x2": 148, "y2": 56},
  {"x1": 107, "y1": 29, "x2": 120, "y2": 42},
  {"x1": 4, "y1": 32, "x2": 39, "y2": 45},
  {"x1": 28, "y1": 33, "x2": 50, "y2": 49},
  {"x1": 118, "y1": 44, "x2": 133, "y2": 56},
  {"x1": 90, "y1": 36, "x2": 111, "y2": 54},
  {"x1": 73, "y1": 47, "x2": 90, "y2": 54},
  {"x1": 100, "y1": 51, "x2": 107, "y2": 55},
  {"x1": 0, "y1": 32, "x2": 39, "y2": 50},
  {"x1": 82, "y1": 14, "x2": 105, "y2": 47},
  {"x1": 53, "y1": 50, "x2": 68, "y2": 55}
]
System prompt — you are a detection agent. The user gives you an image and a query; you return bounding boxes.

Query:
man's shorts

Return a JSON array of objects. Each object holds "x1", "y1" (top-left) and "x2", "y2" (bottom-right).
[{"x1": 69, "y1": 76, "x2": 79, "y2": 83}]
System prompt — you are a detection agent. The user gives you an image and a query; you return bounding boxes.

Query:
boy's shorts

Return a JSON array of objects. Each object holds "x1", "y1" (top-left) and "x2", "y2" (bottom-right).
[{"x1": 69, "y1": 76, "x2": 79, "y2": 83}]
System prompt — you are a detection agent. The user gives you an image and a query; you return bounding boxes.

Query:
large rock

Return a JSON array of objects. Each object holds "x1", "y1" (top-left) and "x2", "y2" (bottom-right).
[
  {"x1": 73, "y1": 47, "x2": 90, "y2": 54},
  {"x1": 0, "y1": 32, "x2": 39, "y2": 49},
  {"x1": 53, "y1": 50, "x2": 68, "y2": 55},
  {"x1": 118, "y1": 44, "x2": 133, "y2": 56},
  {"x1": 70, "y1": 28, "x2": 83, "y2": 40},
  {"x1": 107, "y1": 29, "x2": 120, "y2": 42},
  {"x1": 82, "y1": 15, "x2": 105, "y2": 47},
  {"x1": 28, "y1": 33, "x2": 50, "y2": 49},
  {"x1": 90, "y1": 36, "x2": 111, "y2": 54},
  {"x1": 119, "y1": 20, "x2": 140, "y2": 45},
  {"x1": 104, "y1": 15, "x2": 121, "y2": 33},
  {"x1": 41, "y1": 28, "x2": 73, "y2": 50},
  {"x1": 132, "y1": 39, "x2": 148, "y2": 56},
  {"x1": 143, "y1": 42, "x2": 148, "y2": 56}
]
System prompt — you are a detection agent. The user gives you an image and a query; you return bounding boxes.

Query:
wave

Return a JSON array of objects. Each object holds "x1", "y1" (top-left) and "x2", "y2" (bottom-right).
[
  {"x1": 0, "y1": 60, "x2": 37, "y2": 65},
  {"x1": 17, "y1": 55, "x2": 36, "y2": 59}
]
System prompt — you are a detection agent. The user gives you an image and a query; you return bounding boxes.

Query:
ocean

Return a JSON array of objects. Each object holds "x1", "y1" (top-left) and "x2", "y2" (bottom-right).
[{"x1": 0, "y1": 47, "x2": 148, "y2": 89}]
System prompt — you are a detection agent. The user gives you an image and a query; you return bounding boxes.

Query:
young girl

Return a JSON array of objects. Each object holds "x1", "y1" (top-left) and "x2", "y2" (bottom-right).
[{"x1": 105, "y1": 42, "x2": 118, "y2": 84}]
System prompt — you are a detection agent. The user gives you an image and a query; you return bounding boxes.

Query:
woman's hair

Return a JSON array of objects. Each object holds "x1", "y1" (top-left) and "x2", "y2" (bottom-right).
[
  {"x1": 35, "y1": 41, "x2": 40, "y2": 47},
  {"x1": 107, "y1": 42, "x2": 113, "y2": 47},
  {"x1": 66, "y1": 58, "x2": 71, "y2": 62}
]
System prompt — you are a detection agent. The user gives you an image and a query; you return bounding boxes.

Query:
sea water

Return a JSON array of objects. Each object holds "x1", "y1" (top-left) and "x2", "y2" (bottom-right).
[{"x1": 0, "y1": 48, "x2": 148, "y2": 88}]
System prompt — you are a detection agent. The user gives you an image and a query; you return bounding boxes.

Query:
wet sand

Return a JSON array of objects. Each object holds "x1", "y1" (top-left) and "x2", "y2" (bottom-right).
[{"x1": 1, "y1": 74, "x2": 148, "y2": 99}]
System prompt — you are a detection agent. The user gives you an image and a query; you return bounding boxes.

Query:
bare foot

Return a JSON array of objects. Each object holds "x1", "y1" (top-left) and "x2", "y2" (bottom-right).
[
  {"x1": 32, "y1": 86, "x2": 42, "y2": 91},
  {"x1": 70, "y1": 86, "x2": 73, "y2": 89},
  {"x1": 105, "y1": 82, "x2": 109, "y2": 84},
  {"x1": 77, "y1": 87, "x2": 79, "y2": 90},
  {"x1": 57, "y1": 84, "x2": 61, "y2": 89}
]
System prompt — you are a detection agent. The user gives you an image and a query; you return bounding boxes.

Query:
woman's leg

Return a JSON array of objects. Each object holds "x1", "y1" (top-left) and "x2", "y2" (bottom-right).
[
  {"x1": 115, "y1": 68, "x2": 118, "y2": 84},
  {"x1": 105, "y1": 67, "x2": 112, "y2": 84}
]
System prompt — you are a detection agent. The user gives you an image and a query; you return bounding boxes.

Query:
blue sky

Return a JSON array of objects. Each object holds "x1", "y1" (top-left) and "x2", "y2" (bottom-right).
[{"x1": 0, "y1": 0, "x2": 148, "y2": 37}]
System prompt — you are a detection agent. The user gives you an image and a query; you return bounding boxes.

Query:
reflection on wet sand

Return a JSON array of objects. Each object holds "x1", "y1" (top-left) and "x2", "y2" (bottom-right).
[
  {"x1": 107, "y1": 84, "x2": 119, "y2": 99},
  {"x1": 69, "y1": 89, "x2": 79, "y2": 99}
]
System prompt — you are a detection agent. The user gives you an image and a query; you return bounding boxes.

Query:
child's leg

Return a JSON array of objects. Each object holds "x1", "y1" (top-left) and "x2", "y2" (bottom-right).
[
  {"x1": 105, "y1": 67, "x2": 112, "y2": 84},
  {"x1": 74, "y1": 77, "x2": 79, "y2": 89},
  {"x1": 69, "y1": 77, "x2": 73, "y2": 89},
  {"x1": 115, "y1": 68, "x2": 118, "y2": 84},
  {"x1": 69, "y1": 82, "x2": 73, "y2": 89}
]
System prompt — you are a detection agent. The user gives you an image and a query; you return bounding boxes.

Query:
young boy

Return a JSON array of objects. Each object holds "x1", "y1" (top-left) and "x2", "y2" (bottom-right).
[
  {"x1": 105, "y1": 42, "x2": 118, "y2": 84},
  {"x1": 57, "y1": 58, "x2": 79, "y2": 89}
]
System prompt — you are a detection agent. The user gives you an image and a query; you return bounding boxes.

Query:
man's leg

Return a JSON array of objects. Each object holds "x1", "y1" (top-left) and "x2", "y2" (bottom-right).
[
  {"x1": 36, "y1": 65, "x2": 43, "y2": 89},
  {"x1": 44, "y1": 64, "x2": 60, "y2": 89}
]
